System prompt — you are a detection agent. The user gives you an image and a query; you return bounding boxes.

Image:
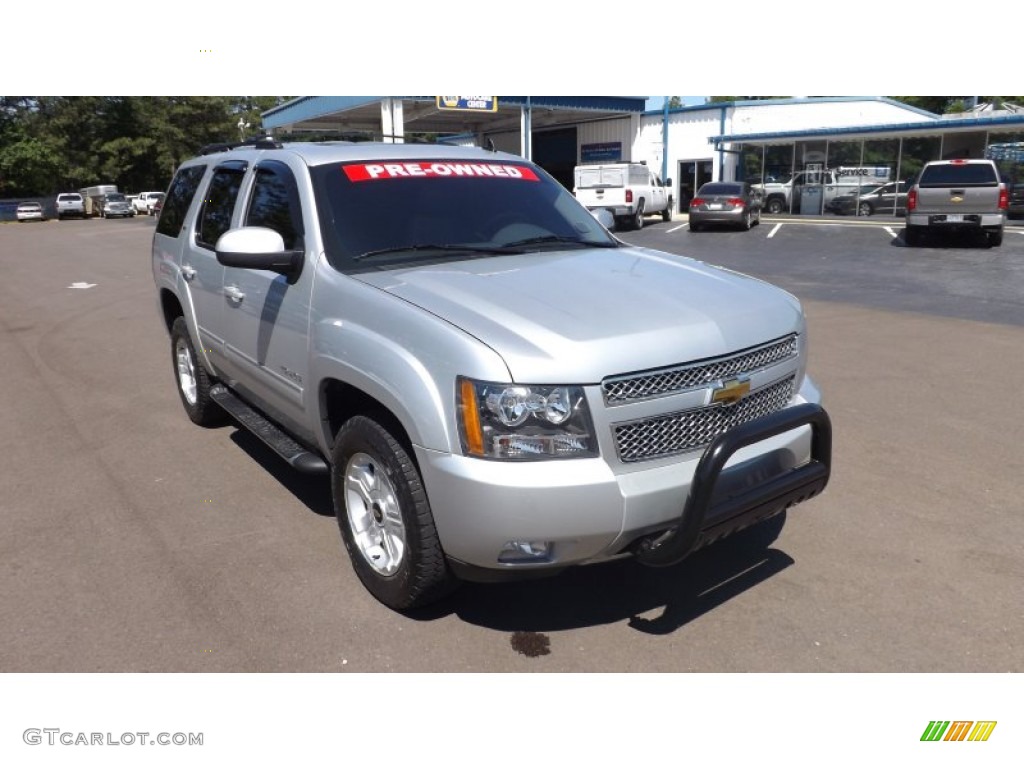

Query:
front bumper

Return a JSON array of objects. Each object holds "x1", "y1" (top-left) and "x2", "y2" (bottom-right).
[{"x1": 418, "y1": 384, "x2": 830, "y2": 578}]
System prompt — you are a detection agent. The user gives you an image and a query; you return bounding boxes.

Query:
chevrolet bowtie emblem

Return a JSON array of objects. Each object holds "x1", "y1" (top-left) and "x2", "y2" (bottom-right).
[
  {"x1": 711, "y1": 377, "x2": 751, "y2": 406},
  {"x1": 951, "y1": 195, "x2": 964, "y2": 203}
]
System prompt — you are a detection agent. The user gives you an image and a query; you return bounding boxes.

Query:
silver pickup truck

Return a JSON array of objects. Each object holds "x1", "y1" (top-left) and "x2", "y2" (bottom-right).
[
  {"x1": 152, "y1": 139, "x2": 831, "y2": 611},
  {"x1": 905, "y1": 159, "x2": 1009, "y2": 247}
]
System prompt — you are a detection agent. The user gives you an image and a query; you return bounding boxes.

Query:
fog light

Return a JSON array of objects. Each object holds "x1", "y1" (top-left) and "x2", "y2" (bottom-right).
[{"x1": 498, "y1": 540, "x2": 553, "y2": 563}]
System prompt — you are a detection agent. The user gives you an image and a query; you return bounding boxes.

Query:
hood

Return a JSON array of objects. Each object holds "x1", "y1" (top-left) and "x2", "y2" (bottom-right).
[{"x1": 353, "y1": 246, "x2": 804, "y2": 383}]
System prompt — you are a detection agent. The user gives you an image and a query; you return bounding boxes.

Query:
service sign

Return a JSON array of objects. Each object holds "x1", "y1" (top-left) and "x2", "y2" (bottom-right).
[{"x1": 436, "y1": 96, "x2": 498, "y2": 112}]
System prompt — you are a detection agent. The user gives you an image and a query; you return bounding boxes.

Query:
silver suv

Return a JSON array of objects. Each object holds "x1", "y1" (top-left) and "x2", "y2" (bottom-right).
[
  {"x1": 55, "y1": 192, "x2": 85, "y2": 219},
  {"x1": 152, "y1": 139, "x2": 832, "y2": 611}
]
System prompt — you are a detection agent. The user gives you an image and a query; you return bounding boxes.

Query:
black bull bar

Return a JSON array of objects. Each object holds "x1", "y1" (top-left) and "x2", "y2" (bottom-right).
[{"x1": 634, "y1": 403, "x2": 832, "y2": 567}]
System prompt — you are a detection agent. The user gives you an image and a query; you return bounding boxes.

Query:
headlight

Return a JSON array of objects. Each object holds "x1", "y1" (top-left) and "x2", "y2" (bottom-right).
[{"x1": 457, "y1": 377, "x2": 597, "y2": 460}]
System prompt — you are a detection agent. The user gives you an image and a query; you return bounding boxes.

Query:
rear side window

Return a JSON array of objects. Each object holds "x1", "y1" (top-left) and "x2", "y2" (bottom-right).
[
  {"x1": 919, "y1": 163, "x2": 999, "y2": 187},
  {"x1": 196, "y1": 165, "x2": 246, "y2": 249},
  {"x1": 244, "y1": 161, "x2": 304, "y2": 250},
  {"x1": 156, "y1": 165, "x2": 206, "y2": 237}
]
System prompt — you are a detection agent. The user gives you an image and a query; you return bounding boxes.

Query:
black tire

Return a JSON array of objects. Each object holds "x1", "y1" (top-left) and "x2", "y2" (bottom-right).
[
  {"x1": 904, "y1": 226, "x2": 923, "y2": 247},
  {"x1": 662, "y1": 199, "x2": 673, "y2": 222},
  {"x1": 332, "y1": 415, "x2": 457, "y2": 611},
  {"x1": 741, "y1": 210, "x2": 752, "y2": 231},
  {"x1": 989, "y1": 229, "x2": 1003, "y2": 247},
  {"x1": 766, "y1": 197, "x2": 785, "y2": 215},
  {"x1": 689, "y1": 221, "x2": 702, "y2": 232},
  {"x1": 632, "y1": 201, "x2": 645, "y2": 230},
  {"x1": 857, "y1": 201, "x2": 872, "y2": 217},
  {"x1": 170, "y1": 316, "x2": 225, "y2": 427}
]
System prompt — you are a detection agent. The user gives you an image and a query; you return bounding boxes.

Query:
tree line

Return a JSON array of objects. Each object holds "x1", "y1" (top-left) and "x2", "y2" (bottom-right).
[{"x1": 0, "y1": 97, "x2": 287, "y2": 197}]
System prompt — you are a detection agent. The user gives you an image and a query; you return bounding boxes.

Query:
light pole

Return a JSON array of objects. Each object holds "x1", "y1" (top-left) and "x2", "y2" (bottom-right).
[{"x1": 237, "y1": 117, "x2": 251, "y2": 141}]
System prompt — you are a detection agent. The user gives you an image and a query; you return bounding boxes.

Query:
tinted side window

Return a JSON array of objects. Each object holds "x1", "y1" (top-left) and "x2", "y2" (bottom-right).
[
  {"x1": 196, "y1": 166, "x2": 246, "y2": 249},
  {"x1": 245, "y1": 161, "x2": 304, "y2": 250},
  {"x1": 156, "y1": 165, "x2": 206, "y2": 237}
]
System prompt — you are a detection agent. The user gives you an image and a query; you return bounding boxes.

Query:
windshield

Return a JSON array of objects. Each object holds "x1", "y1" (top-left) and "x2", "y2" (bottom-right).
[
  {"x1": 313, "y1": 159, "x2": 618, "y2": 271},
  {"x1": 107, "y1": 193, "x2": 126, "y2": 202}
]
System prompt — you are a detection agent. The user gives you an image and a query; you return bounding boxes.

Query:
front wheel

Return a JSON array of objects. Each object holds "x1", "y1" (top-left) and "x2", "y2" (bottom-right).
[
  {"x1": 170, "y1": 317, "x2": 225, "y2": 426},
  {"x1": 662, "y1": 199, "x2": 673, "y2": 222},
  {"x1": 332, "y1": 416, "x2": 457, "y2": 611},
  {"x1": 766, "y1": 197, "x2": 785, "y2": 215}
]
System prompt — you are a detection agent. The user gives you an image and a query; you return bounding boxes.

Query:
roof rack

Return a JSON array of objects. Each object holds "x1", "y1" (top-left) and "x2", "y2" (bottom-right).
[{"x1": 197, "y1": 137, "x2": 284, "y2": 156}]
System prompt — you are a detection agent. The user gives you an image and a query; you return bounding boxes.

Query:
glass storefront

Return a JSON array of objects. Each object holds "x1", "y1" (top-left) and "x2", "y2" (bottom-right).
[{"x1": 738, "y1": 129, "x2": 1024, "y2": 218}]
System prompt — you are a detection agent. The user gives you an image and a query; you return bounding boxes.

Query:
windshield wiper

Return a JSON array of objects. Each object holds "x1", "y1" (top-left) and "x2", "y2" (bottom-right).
[
  {"x1": 354, "y1": 243, "x2": 523, "y2": 262},
  {"x1": 500, "y1": 235, "x2": 619, "y2": 249}
]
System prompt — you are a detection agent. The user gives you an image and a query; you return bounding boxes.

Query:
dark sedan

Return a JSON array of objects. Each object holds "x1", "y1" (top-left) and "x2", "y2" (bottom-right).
[
  {"x1": 688, "y1": 182, "x2": 761, "y2": 231},
  {"x1": 828, "y1": 180, "x2": 909, "y2": 216}
]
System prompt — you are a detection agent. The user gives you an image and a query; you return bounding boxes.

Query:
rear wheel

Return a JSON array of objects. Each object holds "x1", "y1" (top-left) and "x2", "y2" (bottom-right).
[
  {"x1": 904, "y1": 226, "x2": 923, "y2": 247},
  {"x1": 857, "y1": 201, "x2": 872, "y2": 217},
  {"x1": 741, "y1": 210, "x2": 752, "y2": 231},
  {"x1": 632, "y1": 202, "x2": 645, "y2": 230},
  {"x1": 989, "y1": 229, "x2": 1004, "y2": 247},
  {"x1": 332, "y1": 415, "x2": 457, "y2": 611}
]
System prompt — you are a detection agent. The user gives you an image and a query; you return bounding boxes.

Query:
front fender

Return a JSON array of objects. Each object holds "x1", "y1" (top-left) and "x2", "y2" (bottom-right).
[{"x1": 308, "y1": 288, "x2": 510, "y2": 455}]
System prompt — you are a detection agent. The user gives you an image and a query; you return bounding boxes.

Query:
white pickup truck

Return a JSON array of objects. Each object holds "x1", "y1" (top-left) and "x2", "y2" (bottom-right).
[
  {"x1": 133, "y1": 191, "x2": 165, "y2": 215},
  {"x1": 573, "y1": 162, "x2": 673, "y2": 230}
]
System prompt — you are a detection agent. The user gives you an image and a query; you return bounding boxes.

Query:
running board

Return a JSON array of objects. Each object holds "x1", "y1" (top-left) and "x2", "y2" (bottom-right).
[{"x1": 209, "y1": 384, "x2": 328, "y2": 474}]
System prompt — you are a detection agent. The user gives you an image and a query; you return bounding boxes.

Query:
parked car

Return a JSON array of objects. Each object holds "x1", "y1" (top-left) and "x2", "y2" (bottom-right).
[
  {"x1": 688, "y1": 181, "x2": 761, "y2": 231},
  {"x1": 1007, "y1": 181, "x2": 1024, "y2": 220},
  {"x1": 133, "y1": 191, "x2": 165, "y2": 215},
  {"x1": 55, "y1": 192, "x2": 86, "y2": 219},
  {"x1": 152, "y1": 140, "x2": 831, "y2": 611},
  {"x1": 15, "y1": 202, "x2": 46, "y2": 222},
  {"x1": 828, "y1": 181, "x2": 910, "y2": 216},
  {"x1": 98, "y1": 192, "x2": 136, "y2": 219},
  {"x1": 905, "y1": 158, "x2": 1007, "y2": 247}
]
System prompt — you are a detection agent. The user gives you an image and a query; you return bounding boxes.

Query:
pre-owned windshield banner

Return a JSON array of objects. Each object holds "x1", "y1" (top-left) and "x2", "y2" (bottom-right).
[{"x1": 343, "y1": 162, "x2": 539, "y2": 182}]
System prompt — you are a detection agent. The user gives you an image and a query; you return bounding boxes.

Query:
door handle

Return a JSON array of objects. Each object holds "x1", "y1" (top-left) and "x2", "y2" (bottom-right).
[
  {"x1": 181, "y1": 264, "x2": 196, "y2": 282},
  {"x1": 224, "y1": 285, "x2": 245, "y2": 304}
]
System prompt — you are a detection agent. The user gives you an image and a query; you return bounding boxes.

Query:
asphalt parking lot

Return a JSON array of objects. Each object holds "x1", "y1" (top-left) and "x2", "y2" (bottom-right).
[{"x1": 1, "y1": 215, "x2": 1022, "y2": 672}]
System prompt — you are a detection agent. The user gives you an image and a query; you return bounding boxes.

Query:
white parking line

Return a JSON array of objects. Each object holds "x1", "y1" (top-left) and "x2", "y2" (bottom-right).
[
  {"x1": 884, "y1": 227, "x2": 898, "y2": 238},
  {"x1": 767, "y1": 223, "x2": 782, "y2": 239},
  {"x1": 667, "y1": 223, "x2": 688, "y2": 233}
]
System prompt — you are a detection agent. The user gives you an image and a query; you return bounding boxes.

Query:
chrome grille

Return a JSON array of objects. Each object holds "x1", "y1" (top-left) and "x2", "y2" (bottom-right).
[
  {"x1": 613, "y1": 376, "x2": 795, "y2": 463},
  {"x1": 602, "y1": 335, "x2": 798, "y2": 405}
]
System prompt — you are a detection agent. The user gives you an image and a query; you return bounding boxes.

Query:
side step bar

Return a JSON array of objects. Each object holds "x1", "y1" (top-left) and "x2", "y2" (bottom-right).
[{"x1": 209, "y1": 384, "x2": 328, "y2": 474}]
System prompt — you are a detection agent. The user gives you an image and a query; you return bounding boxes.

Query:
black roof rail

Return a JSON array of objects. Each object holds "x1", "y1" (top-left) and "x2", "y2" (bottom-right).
[{"x1": 197, "y1": 137, "x2": 284, "y2": 156}]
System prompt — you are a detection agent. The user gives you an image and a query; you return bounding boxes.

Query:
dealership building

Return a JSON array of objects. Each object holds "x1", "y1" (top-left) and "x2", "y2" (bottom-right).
[{"x1": 262, "y1": 96, "x2": 1024, "y2": 216}]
